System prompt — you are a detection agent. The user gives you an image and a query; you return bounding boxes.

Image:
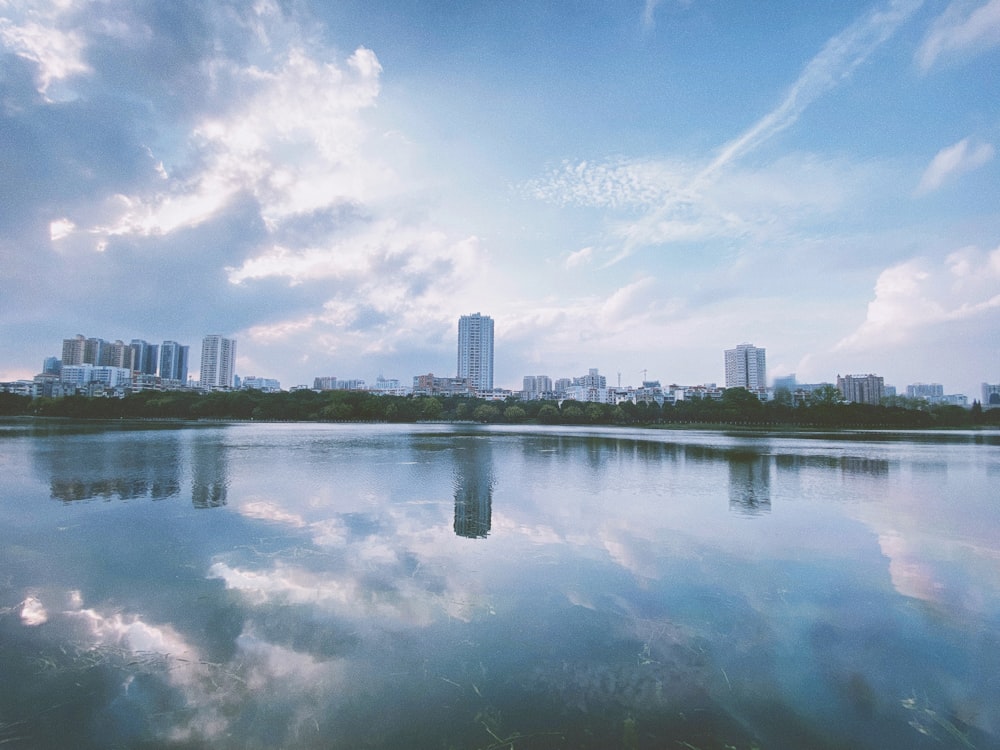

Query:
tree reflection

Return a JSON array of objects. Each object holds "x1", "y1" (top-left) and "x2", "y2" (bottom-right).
[
  {"x1": 453, "y1": 438, "x2": 494, "y2": 538},
  {"x1": 36, "y1": 433, "x2": 181, "y2": 502}
]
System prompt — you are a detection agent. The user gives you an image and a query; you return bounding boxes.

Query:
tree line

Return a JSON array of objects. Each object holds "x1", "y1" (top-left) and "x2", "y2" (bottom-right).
[{"x1": 1, "y1": 386, "x2": 997, "y2": 428}]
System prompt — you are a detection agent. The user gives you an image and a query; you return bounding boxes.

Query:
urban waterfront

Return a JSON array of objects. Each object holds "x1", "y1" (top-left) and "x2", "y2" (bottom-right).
[{"x1": 1, "y1": 420, "x2": 998, "y2": 749}]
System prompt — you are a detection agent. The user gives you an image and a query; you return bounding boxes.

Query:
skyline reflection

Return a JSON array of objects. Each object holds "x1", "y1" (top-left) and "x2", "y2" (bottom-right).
[
  {"x1": 727, "y1": 452, "x2": 772, "y2": 515},
  {"x1": 452, "y1": 437, "x2": 494, "y2": 538},
  {"x1": 4, "y1": 422, "x2": 999, "y2": 748}
]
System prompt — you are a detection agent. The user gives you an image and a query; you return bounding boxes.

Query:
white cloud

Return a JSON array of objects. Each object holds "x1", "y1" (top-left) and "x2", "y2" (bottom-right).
[
  {"x1": 239, "y1": 500, "x2": 307, "y2": 527},
  {"x1": 835, "y1": 245, "x2": 1000, "y2": 351},
  {"x1": 915, "y1": 137, "x2": 995, "y2": 194},
  {"x1": 641, "y1": 0, "x2": 693, "y2": 33},
  {"x1": 10, "y1": 1, "x2": 498, "y2": 384},
  {"x1": 85, "y1": 43, "x2": 385, "y2": 243},
  {"x1": 528, "y1": 152, "x2": 878, "y2": 262},
  {"x1": 524, "y1": 157, "x2": 690, "y2": 210},
  {"x1": 0, "y1": 0, "x2": 90, "y2": 96},
  {"x1": 917, "y1": 0, "x2": 1000, "y2": 70},
  {"x1": 20, "y1": 595, "x2": 48, "y2": 625},
  {"x1": 48, "y1": 217, "x2": 75, "y2": 241},
  {"x1": 697, "y1": 0, "x2": 922, "y2": 181},
  {"x1": 642, "y1": 0, "x2": 664, "y2": 32},
  {"x1": 564, "y1": 246, "x2": 593, "y2": 268},
  {"x1": 526, "y1": 0, "x2": 921, "y2": 260}
]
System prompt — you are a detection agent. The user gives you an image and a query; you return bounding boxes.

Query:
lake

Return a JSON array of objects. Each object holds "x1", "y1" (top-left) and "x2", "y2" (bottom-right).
[{"x1": 1, "y1": 419, "x2": 998, "y2": 749}]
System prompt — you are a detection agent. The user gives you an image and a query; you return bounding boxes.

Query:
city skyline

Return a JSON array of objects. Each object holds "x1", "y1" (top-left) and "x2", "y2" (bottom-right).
[
  {"x1": 13, "y1": 328, "x2": 987, "y2": 400},
  {"x1": 0, "y1": 2, "x2": 997, "y2": 397}
]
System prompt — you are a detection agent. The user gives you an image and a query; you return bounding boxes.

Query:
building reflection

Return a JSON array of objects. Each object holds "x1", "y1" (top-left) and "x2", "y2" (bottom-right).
[
  {"x1": 191, "y1": 436, "x2": 229, "y2": 508},
  {"x1": 840, "y1": 456, "x2": 890, "y2": 478},
  {"x1": 38, "y1": 433, "x2": 182, "y2": 502},
  {"x1": 728, "y1": 453, "x2": 771, "y2": 515},
  {"x1": 453, "y1": 438, "x2": 494, "y2": 538}
]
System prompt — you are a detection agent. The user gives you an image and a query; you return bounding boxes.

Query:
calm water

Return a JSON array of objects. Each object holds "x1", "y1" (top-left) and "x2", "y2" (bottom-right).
[{"x1": 1, "y1": 420, "x2": 998, "y2": 749}]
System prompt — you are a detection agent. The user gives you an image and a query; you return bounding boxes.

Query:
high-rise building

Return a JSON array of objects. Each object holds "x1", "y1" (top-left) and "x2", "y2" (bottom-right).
[
  {"x1": 837, "y1": 374, "x2": 885, "y2": 405},
  {"x1": 83, "y1": 337, "x2": 106, "y2": 366},
  {"x1": 982, "y1": 383, "x2": 1000, "y2": 409},
  {"x1": 906, "y1": 383, "x2": 944, "y2": 401},
  {"x1": 725, "y1": 343, "x2": 766, "y2": 391},
  {"x1": 574, "y1": 368, "x2": 606, "y2": 389},
  {"x1": 159, "y1": 341, "x2": 189, "y2": 383},
  {"x1": 129, "y1": 340, "x2": 159, "y2": 375},
  {"x1": 199, "y1": 335, "x2": 236, "y2": 389},
  {"x1": 101, "y1": 340, "x2": 133, "y2": 369},
  {"x1": 522, "y1": 375, "x2": 552, "y2": 400},
  {"x1": 457, "y1": 313, "x2": 494, "y2": 392},
  {"x1": 42, "y1": 356, "x2": 62, "y2": 376},
  {"x1": 61, "y1": 335, "x2": 86, "y2": 366},
  {"x1": 773, "y1": 374, "x2": 796, "y2": 392}
]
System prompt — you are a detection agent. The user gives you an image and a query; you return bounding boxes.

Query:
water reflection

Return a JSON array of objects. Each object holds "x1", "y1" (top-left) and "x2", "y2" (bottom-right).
[
  {"x1": 6, "y1": 422, "x2": 1000, "y2": 749},
  {"x1": 31, "y1": 427, "x2": 225, "y2": 507},
  {"x1": 191, "y1": 434, "x2": 229, "y2": 508},
  {"x1": 728, "y1": 452, "x2": 771, "y2": 515},
  {"x1": 841, "y1": 455, "x2": 890, "y2": 477},
  {"x1": 36, "y1": 431, "x2": 182, "y2": 502},
  {"x1": 452, "y1": 437, "x2": 493, "y2": 538}
]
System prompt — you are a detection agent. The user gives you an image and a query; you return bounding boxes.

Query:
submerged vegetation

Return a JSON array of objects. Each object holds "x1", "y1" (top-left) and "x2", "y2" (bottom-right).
[{"x1": 1, "y1": 387, "x2": 997, "y2": 429}]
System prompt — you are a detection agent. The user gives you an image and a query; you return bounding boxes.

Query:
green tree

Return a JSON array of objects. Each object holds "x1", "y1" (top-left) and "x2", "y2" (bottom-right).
[
  {"x1": 810, "y1": 384, "x2": 843, "y2": 406},
  {"x1": 503, "y1": 405, "x2": 526, "y2": 423},
  {"x1": 0, "y1": 392, "x2": 31, "y2": 415},
  {"x1": 472, "y1": 404, "x2": 500, "y2": 423},
  {"x1": 537, "y1": 405, "x2": 560, "y2": 424},
  {"x1": 420, "y1": 397, "x2": 444, "y2": 421},
  {"x1": 720, "y1": 387, "x2": 763, "y2": 422}
]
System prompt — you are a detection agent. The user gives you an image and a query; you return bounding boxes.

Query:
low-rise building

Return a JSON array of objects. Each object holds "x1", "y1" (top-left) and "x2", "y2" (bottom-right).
[
  {"x1": 242, "y1": 376, "x2": 281, "y2": 392},
  {"x1": 412, "y1": 373, "x2": 474, "y2": 397}
]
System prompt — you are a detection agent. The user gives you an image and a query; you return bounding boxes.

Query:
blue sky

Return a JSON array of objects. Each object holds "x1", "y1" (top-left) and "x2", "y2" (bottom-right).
[{"x1": 1, "y1": 0, "x2": 997, "y2": 395}]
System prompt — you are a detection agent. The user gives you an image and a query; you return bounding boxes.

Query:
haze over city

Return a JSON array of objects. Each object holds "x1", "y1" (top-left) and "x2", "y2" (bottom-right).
[{"x1": 1, "y1": 1, "x2": 998, "y2": 396}]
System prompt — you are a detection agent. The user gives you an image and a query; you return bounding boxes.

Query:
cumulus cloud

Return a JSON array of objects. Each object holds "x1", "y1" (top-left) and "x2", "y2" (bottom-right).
[
  {"x1": 0, "y1": 1, "x2": 493, "y2": 384},
  {"x1": 75, "y1": 42, "x2": 385, "y2": 244},
  {"x1": 0, "y1": 0, "x2": 90, "y2": 96},
  {"x1": 917, "y1": 0, "x2": 1000, "y2": 70},
  {"x1": 915, "y1": 137, "x2": 995, "y2": 194},
  {"x1": 836, "y1": 245, "x2": 1000, "y2": 351}
]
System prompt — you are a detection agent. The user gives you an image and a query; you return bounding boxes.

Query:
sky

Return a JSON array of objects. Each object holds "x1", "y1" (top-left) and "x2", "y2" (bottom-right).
[{"x1": 0, "y1": 0, "x2": 998, "y2": 396}]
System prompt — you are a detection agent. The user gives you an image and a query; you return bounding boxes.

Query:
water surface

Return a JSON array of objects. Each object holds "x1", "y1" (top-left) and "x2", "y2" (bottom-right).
[{"x1": 1, "y1": 420, "x2": 998, "y2": 749}]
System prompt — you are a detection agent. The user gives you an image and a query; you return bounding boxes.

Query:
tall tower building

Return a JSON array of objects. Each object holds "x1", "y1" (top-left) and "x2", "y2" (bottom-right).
[
  {"x1": 725, "y1": 343, "x2": 767, "y2": 391},
  {"x1": 101, "y1": 340, "x2": 133, "y2": 369},
  {"x1": 83, "y1": 337, "x2": 106, "y2": 365},
  {"x1": 159, "y1": 341, "x2": 190, "y2": 382},
  {"x1": 457, "y1": 313, "x2": 494, "y2": 392},
  {"x1": 129, "y1": 339, "x2": 159, "y2": 375},
  {"x1": 199, "y1": 335, "x2": 236, "y2": 389},
  {"x1": 61, "y1": 335, "x2": 86, "y2": 366}
]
